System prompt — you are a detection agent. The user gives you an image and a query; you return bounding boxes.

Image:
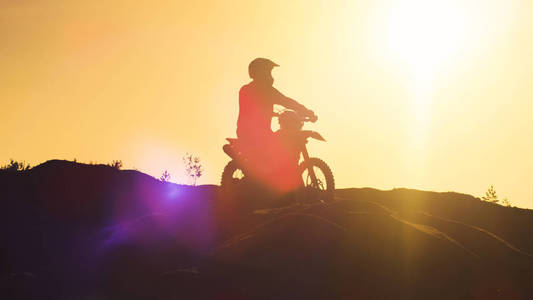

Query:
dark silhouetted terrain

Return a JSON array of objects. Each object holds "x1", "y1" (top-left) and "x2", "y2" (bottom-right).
[{"x1": 1, "y1": 160, "x2": 533, "y2": 299}]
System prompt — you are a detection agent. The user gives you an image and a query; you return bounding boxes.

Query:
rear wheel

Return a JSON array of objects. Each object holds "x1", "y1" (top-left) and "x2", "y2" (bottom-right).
[{"x1": 299, "y1": 158, "x2": 335, "y2": 203}]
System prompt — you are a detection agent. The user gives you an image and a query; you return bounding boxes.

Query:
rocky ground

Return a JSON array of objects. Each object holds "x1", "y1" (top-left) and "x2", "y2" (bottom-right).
[{"x1": 1, "y1": 160, "x2": 532, "y2": 299}]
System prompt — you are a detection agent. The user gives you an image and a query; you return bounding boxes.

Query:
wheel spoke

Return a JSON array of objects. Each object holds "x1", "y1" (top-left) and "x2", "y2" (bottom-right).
[
  {"x1": 303, "y1": 166, "x2": 327, "y2": 190},
  {"x1": 297, "y1": 158, "x2": 334, "y2": 203}
]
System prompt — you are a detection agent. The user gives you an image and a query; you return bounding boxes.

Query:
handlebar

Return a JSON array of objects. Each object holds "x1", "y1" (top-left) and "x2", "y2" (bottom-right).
[
  {"x1": 306, "y1": 114, "x2": 318, "y2": 123},
  {"x1": 272, "y1": 111, "x2": 318, "y2": 123}
]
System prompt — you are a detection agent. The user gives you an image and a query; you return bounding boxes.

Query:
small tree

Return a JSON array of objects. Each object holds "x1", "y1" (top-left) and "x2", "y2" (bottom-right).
[
  {"x1": 160, "y1": 170, "x2": 171, "y2": 182},
  {"x1": 183, "y1": 153, "x2": 203, "y2": 186},
  {"x1": 482, "y1": 185, "x2": 499, "y2": 203},
  {"x1": 110, "y1": 160, "x2": 123, "y2": 170}
]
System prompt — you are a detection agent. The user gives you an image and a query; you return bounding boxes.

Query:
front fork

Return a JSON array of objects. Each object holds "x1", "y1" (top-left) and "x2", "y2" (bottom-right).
[{"x1": 301, "y1": 145, "x2": 319, "y2": 188}]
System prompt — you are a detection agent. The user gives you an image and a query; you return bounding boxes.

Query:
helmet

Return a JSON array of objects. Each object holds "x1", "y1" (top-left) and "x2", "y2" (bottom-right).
[
  {"x1": 278, "y1": 111, "x2": 303, "y2": 131},
  {"x1": 248, "y1": 58, "x2": 279, "y2": 79}
]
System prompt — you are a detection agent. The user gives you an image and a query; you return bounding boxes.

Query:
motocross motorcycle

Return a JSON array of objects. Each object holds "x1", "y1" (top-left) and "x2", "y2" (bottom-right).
[{"x1": 221, "y1": 110, "x2": 335, "y2": 203}]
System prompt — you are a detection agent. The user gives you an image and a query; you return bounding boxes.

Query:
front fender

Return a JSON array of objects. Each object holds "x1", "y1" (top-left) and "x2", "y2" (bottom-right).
[{"x1": 301, "y1": 130, "x2": 326, "y2": 142}]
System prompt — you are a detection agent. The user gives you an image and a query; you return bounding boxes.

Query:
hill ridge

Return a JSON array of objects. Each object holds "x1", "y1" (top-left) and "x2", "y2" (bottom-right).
[{"x1": 2, "y1": 160, "x2": 533, "y2": 299}]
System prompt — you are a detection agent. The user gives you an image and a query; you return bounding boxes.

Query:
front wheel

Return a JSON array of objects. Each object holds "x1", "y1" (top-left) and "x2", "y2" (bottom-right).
[{"x1": 299, "y1": 158, "x2": 335, "y2": 203}]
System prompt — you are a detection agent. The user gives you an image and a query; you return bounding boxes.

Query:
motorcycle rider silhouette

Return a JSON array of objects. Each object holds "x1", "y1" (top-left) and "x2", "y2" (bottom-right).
[{"x1": 236, "y1": 58, "x2": 316, "y2": 192}]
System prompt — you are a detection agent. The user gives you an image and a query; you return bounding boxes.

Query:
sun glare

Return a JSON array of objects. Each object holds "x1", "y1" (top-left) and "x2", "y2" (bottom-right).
[
  {"x1": 377, "y1": 0, "x2": 516, "y2": 123},
  {"x1": 365, "y1": 0, "x2": 519, "y2": 185},
  {"x1": 385, "y1": 0, "x2": 467, "y2": 81},
  {"x1": 371, "y1": 0, "x2": 472, "y2": 173},
  {"x1": 383, "y1": 0, "x2": 468, "y2": 130}
]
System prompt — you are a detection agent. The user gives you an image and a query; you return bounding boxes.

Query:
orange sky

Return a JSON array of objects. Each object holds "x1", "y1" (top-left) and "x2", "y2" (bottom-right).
[{"x1": 2, "y1": 0, "x2": 532, "y2": 207}]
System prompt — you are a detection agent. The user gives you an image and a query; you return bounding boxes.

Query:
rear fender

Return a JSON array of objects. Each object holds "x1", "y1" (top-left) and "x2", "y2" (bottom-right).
[
  {"x1": 223, "y1": 144, "x2": 235, "y2": 158},
  {"x1": 223, "y1": 138, "x2": 248, "y2": 161}
]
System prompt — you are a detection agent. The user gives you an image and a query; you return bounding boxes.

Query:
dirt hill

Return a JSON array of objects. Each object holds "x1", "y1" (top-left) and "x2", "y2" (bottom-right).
[{"x1": 1, "y1": 160, "x2": 532, "y2": 299}]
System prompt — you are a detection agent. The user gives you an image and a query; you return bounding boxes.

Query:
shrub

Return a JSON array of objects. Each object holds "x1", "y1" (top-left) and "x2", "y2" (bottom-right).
[
  {"x1": 109, "y1": 160, "x2": 123, "y2": 170},
  {"x1": 501, "y1": 197, "x2": 512, "y2": 207},
  {"x1": 160, "y1": 170, "x2": 171, "y2": 182},
  {"x1": 1, "y1": 159, "x2": 31, "y2": 173}
]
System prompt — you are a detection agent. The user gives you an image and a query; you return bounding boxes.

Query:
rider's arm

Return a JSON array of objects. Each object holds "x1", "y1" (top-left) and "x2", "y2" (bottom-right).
[{"x1": 271, "y1": 87, "x2": 314, "y2": 117}]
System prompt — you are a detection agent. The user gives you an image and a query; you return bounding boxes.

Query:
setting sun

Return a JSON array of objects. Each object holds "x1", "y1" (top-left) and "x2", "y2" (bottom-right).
[{"x1": 384, "y1": 0, "x2": 466, "y2": 75}]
